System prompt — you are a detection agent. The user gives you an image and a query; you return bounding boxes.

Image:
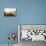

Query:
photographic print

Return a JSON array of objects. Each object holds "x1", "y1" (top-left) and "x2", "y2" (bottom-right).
[
  {"x1": 4, "y1": 8, "x2": 16, "y2": 16},
  {"x1": 18, "y1": 24, "x2": 46, "y2": 41}
]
